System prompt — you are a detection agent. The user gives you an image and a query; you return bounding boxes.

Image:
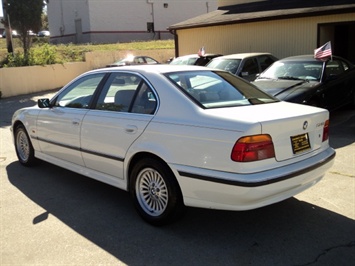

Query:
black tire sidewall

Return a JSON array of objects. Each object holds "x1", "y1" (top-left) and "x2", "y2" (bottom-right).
[
  {"x1": 129, "y1": 158, "x2": 184, "y2": 226},
  {"x1": 15, "y1": 125, "x2": 36, "y2": 166}
]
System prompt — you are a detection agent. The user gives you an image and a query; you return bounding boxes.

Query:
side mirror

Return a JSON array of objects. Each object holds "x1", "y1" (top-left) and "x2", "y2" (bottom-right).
[{"x1": 38, "y1": 98, "x2": 51, "y2": 108}]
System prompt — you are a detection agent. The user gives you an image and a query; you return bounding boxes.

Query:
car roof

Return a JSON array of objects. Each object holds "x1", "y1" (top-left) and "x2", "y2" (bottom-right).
[
  {"x1": 279, "y1": 54, "x2": 343, "y2": 62},
  {"x1": 174, "y1": 53, "x2": 221, "y2": 59},
  {"x1": 96, "y1": 64, "x2": 211, "y2": 74},
  {"x1": 212, "y1": 53, "x2": 273, "y2": 60},
  {"x1": 280, "y1": 55, "x2": 321, "y2": 61},
  {"x1": 174, "y1": 54, "x2": 199, "y2": 59}
]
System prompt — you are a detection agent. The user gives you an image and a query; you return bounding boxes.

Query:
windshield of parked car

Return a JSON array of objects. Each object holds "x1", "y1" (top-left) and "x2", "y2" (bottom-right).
[
  {"x1": 206, "y1": 59, "x2": 242, "y2": 74},
  {"x1": 170, "y1": 56, "x2": 198, "y2": 65},
  {"x1": 165, "y1": 71, "x2": 278, "y2": 108},
  {"x1": 258, "y1": 60, "x2": 323, "y2": 81}
]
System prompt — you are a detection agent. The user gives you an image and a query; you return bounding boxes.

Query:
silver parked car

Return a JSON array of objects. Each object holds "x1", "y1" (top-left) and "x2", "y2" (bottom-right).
[{"x1": 206, "y1": 53, "x2": 278, "y2": 81}]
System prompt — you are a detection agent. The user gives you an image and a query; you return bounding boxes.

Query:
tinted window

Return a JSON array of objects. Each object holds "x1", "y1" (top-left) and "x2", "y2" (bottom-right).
[
  {"x1": 340, "y1": 59, "x2": 350, "y2": 71},
  {"x1": 195, "y1": 57, "x2": 210, "y2": 66},
  {"x1": 259, "y1": 55, "x2": 276, "y2": 71},
  {"x1": 325, "y1": 60, "x2": 345, "y2": 77},
  {"x1": 241, "y1": 58, "x2": 259, "y2": 75}
]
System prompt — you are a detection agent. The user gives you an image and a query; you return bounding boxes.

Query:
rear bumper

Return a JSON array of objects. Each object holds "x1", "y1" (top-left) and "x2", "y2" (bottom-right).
[{"x1": 173, "y1": 147, "x2": 335, "y2": 210}]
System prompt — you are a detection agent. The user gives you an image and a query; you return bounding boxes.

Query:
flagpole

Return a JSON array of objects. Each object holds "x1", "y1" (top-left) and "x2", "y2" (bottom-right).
[{"x1": 330, "y1": 41, "x2": 333, "y2": 61}]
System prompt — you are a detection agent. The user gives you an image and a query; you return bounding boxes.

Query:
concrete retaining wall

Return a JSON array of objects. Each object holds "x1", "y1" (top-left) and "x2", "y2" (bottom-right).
[{"x1": 0, "y1": 49, "x2": 174, "y2": 98}]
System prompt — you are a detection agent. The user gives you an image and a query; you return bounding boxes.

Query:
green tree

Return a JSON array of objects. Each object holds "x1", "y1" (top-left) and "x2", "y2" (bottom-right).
[
  {"x1": 41, "y1": 12, "x2": 49, "y2": 30},
  {"x1": 4, "y1": 0, "x2": 45, "y2": 60}
]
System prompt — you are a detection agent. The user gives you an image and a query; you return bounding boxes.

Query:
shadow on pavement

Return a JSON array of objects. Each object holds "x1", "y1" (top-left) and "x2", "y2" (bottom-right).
[
  {"x1": 6, "y1": 160, "x2": 355, "y2": 266},
  {"x1": 0, "y1": 89, "x2": 58, "y2": 128}
]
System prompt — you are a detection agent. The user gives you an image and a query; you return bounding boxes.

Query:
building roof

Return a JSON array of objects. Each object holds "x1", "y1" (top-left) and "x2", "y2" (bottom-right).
[{"x1": 168, "y1": 0, "x2": 355, "y2": 30}]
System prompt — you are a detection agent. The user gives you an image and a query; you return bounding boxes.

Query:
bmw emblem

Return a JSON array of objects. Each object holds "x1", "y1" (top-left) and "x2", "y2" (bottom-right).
[{"x1": 303, "y1": 121, "x2": 308, "y2": 130}]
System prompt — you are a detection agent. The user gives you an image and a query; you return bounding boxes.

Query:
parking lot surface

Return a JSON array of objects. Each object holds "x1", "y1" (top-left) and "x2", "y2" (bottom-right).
[{"x1": 1, "y1": 91, "x2": 354, "y2": 265}]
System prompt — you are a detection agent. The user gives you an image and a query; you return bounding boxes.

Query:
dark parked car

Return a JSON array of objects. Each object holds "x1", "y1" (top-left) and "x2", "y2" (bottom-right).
[
  {"x1": 206, "y1": 53, "x2": 278, "y2": 81},
  {"x1": 107, "y1": 55, "x2": 159, "y2": 67},
  {"x1": 252, "y1": 55, "x2": 355, "y2": 110},
  {"x1": 169, "y1": 54, "x2": 222, "y2": 66}
]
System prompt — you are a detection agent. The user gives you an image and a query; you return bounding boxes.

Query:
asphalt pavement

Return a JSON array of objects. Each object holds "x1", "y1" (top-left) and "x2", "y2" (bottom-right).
[{"x1": 0, "y1": 91, "x2": 354, "y2": 265}]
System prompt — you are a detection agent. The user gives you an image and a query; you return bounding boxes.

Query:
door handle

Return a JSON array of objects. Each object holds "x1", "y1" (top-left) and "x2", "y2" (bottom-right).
[
  {"x1": 72, "y1": 119, "x2": 80, "y2": 126},
  {"x1": 125, "y1": 125, "x2": 138, "y2": 134}
]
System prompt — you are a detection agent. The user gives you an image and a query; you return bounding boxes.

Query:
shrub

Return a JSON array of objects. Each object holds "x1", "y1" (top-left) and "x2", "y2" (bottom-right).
[
  {"x1": 57, "y1": 43, "x2": 89, "y2": 62},
  {"x1": 0, "y1": 43, "x2": 58, "y2": 67},
  {"x1": 31, "y1": 43, "x2": 58, "y2": 65},
  {"x1": 1, "y1": 52, "x2": 27, "y2": 67}
]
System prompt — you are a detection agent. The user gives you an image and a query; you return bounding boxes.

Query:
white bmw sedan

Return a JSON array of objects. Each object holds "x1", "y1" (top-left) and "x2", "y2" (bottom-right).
[{"x1": 12, "y1": 65, "x2": 335, "y2": 225}]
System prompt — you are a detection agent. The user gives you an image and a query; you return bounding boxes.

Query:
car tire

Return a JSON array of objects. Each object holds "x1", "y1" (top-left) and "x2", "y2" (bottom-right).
[
  {"x1": 14, "y1": 124, "x2": 37, "y2": 166},
  {"x1": 130, "y1": 158, "x2": 185, "y2": 226}
]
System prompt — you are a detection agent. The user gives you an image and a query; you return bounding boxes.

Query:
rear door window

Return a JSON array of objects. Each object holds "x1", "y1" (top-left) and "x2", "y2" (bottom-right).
[{"x1": 95, "y1": 73, "x2": 157, "y2": 114}]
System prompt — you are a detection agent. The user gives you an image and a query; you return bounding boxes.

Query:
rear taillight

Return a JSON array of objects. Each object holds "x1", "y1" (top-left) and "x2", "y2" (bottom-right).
[
  {"x1": 231, "y1": 134, "x2": 275, "y2": 162},
  {"x1": 322, "y1": 119, "x2": 329, "y2": 142}
]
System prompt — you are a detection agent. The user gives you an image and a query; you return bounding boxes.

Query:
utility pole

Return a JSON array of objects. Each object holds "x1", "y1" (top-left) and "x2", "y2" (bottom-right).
[{"x1": 2, "y1": 0, "x2": 13, "y2": 54}]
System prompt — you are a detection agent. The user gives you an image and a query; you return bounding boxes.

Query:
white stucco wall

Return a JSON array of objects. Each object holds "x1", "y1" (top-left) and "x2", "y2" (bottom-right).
[
  {"x1": 48, "y1": 0, "x2": 218, "y2": 44},
  {"x1": 0, "y1": 49, "x2": 174, "y2": 98}
]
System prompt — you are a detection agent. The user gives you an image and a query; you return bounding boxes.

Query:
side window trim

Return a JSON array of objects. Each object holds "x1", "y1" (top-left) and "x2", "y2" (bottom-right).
[{"x1": 87, "y1": 73, "x2": 112, "y2": 109}]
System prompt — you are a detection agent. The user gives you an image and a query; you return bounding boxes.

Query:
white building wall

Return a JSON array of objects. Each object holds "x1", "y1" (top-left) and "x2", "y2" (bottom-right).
[
  {"x1": 48, "y1": 0, "x2": 218, "y2": 44},
  {"x1": 48, "y1": 0, "x2": 90, "y2": 43}
]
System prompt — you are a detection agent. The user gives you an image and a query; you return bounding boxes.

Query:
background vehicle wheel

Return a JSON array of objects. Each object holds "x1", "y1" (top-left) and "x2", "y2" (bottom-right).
[
  {"x1": 14, "y1": 124, "x2": 36, "y2": 166},
  {"x1": 130, "y1": 158, "x2": 185, "y2": 226}
]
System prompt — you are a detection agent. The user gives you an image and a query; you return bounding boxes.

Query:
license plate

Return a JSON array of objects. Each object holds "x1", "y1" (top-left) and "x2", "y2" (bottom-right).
[{"x1": 291, "y1": 133, "x2": 311, "y2": 154}]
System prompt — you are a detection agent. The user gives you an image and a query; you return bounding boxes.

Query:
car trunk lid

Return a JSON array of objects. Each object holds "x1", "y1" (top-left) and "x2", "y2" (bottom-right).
[{"x1": 204, "y1": 101, "x2": 329, "y2": 162}]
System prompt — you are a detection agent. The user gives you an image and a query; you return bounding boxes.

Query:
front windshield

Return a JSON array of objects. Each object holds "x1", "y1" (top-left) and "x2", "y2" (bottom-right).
[
  {"x1": 165, "y1": 71, "x2": 278, "y2": 109},
  {"x1": 206, "y1": 59, "x2": 242, "y2": 74},
  {"x1": 170, "y1": 56, "x2": 198, "y2": 65},
  {"x1": 259, "y1": 61, "x2": 323, "y2": 81}
]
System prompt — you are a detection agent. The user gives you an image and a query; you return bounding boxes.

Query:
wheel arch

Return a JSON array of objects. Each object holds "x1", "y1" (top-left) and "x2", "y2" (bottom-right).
[
  {"x1": 12, "y1": 120, "x2": 26, "y2": 138},
  {"x1": 126, "y1": 152, "x2": 182, "y2": 195}
]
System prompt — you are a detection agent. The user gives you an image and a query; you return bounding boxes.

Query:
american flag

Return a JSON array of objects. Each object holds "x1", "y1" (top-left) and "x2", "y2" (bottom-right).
[
  {"x1": 314, "y1": 42, "x2": 332, "y2": 59},
  {"x1": 198, "y1": 46, "x2": 205, "y2": 56}
]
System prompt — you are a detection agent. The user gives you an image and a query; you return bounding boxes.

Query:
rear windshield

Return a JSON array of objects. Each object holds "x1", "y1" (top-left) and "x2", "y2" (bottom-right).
[
  {"x1": 170, "y1": 57, "x2": 198, "y2": 65},
  {"x1": 206, "y1": 59, "x2": 241, "y2": 73},
  {"x1": 165, "y1": 70, "x2": 278, "y2": 109}
]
